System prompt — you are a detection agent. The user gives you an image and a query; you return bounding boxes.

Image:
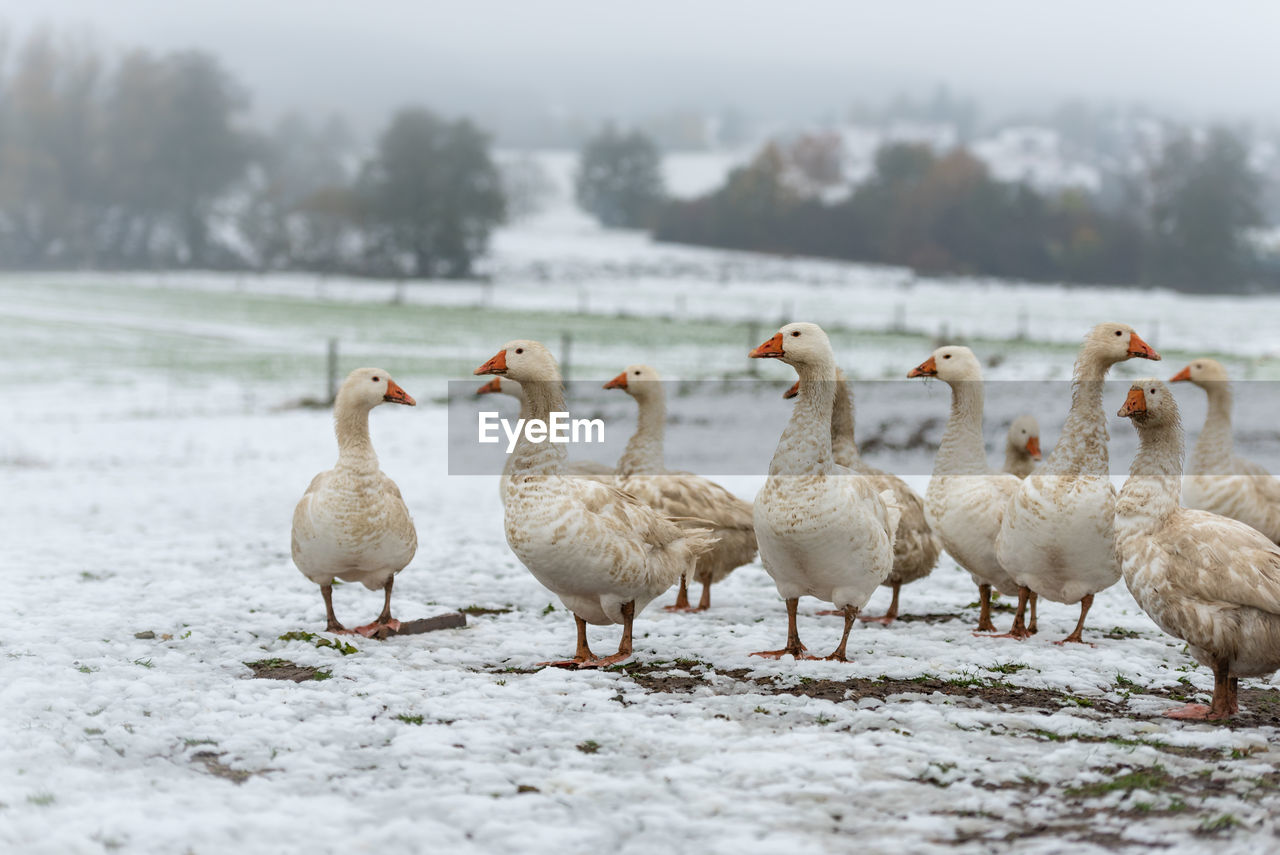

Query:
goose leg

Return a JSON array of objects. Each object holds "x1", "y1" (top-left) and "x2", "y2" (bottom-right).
[
  {"x1": 321, "y1": 584, "x2": 351, "y2": 634},
  {"x1": 981, "y1": 586, "x2": 1031, "y2": 640},
  {"x1": 974, "y1": 584, "x2": 997, "y2": 633},
  {"x1": 353, "y1": 577, "x2": 402, "y2": 638},
  {"x1": 807, "y1": 605, "x2": 857, "y2": 661},
  {"x1": 663, "y1": 576, "x2": 694, "y2": 612},
  {"x1": 752, "y1": 598, "x2": 807, "y2": 659},
  {"x1": 1028, "y1": 593, "x2": 1039, "y2": 635},
  {"x1": 538, "y1": 615, "x2": 596, "y2": 668},
  {"x1": 859, "y1": 583, "x2": 901, "y2": 625},
  {"x1": 1053, "y1": 594, "x2": 1094, "y2": 646},
  {"x1": 1165, "y1": 659, "x2": 1233, "y2": 721},
  {"x1": 578, "y1": 602, "x2": 635, "y2": 669},
  {"x1": 695, "y1": 580, "x2": 712, "y2": 612},
  {"x1": 1229, "y1": 676, "x2": 1240, "y2": 715}
]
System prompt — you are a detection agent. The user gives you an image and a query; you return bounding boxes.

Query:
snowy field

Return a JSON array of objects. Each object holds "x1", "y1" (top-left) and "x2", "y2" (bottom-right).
[{"x1": 5, "y1": 209, "x2": 1280, "y2": 853}]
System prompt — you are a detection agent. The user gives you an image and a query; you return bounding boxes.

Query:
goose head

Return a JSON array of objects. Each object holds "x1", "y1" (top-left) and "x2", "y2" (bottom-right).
[
  {"x1": 1083, "y1": 322, "x2": 1160, "y2": 366},
  {"x1": 474, "y1": 339, "x2": 558, "y2": 384},
  {"x1": 750, "y1": 322, "x2": 834, "y2": 369},
  {"x1": 908, "y1": 345, "x2": 982, "y2": 384},
  {"x1": 1008, "y1": 414, "x2": 1041, "y2": 459},
  {"x1": 1170, "y1": 357, "x2": 1229, "y2": 387},
  {"x1": 604, "y1": 364, "x2": 662, "y2": 402},
  {"x1": 1117, "y1": 379, "x2": 1178, "y2": 428},
  {"x1": 337, "y1": 367, "x2": 415, "y2": 410}
]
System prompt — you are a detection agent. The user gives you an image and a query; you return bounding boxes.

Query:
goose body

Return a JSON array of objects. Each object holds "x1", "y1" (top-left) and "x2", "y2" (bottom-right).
[
  {"x1": 996, "y1": 323, "x2": 1160, "y2": 641},
  {"x1": 291, "y1": 368, "x2": 418, "y2": 635},
  {"x1": 1116, "y1": 379, "x2": 1280, "y2": 720},
  {"x1": 605, "y1": 365, "x2": 757, "y2": 611},
  {"x1": 751, "y1": 324, "x2": 898, "y2": 661},
  {"x1": 909, "y1": 347, "x2": 1021, "y2": 632},
  {"x1": 475, "y1": 341, "x2": 715, "y2": 667},
  {"x1": 1171, "y1": 359, "x2": 1280, "y2": 543},
  {"x1": 785, "y1": 373, "x2": 940, "y2": 621}
]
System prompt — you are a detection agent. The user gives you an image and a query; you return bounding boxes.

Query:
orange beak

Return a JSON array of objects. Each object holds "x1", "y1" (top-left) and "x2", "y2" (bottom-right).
[
  {"x1": 383, "y1": 379, "x2": 416, "y2": 406},
  {"x1": 782, "y1": 381, "x2": 799, "y2": 399},
  {"x1": 1170, "y1": 366, "x2": 1192, "y2": 382},
  {"x1": 1026, "y1": 436, "x2": 1041, "y2": 459},
  {"x1": 1117, "y1": 387, "x2": 1146, "y2": 418},
  {"x1": 476, "y1": 377, "x2": 502, "y2": 396},
  {"x1": 474, "y1": 349, "x2": 507, "y2": 375},
  {"x1": 1127, "y1": 332, "x2": 1160, "y2": 361},
  {"x1": 603, "y1": 371, "x2": 628, "y2": 390},
  {"x1": 908, "y1": 355, "x2": 938, "y2": 378},
  {"x1": 750, "y1": 333, "x2": 785, "y2": 359}
]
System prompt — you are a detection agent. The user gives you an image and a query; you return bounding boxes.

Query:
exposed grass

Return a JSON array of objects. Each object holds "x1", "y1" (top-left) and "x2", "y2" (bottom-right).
[{"x1": 1066, "y1": 766, "x2": 1172, "y2": 798}]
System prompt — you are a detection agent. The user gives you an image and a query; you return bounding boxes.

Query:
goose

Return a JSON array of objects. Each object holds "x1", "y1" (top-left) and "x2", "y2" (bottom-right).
[
  {"x1": 1003, "y1": 415, "x2": 1042, "y2": 479},
  {"x1": 474, "y1": 340, "x2": 716, "y2": 667},
  {"x1": 783, "y1": 374, "x2": 941, "y2": 623},
  {"x1": 750, "y1": 323, "x2": 899, "y2": 661},
  {"x1": 1170, "y1": 358, "x2": 1280, "y2": 543},
  {"x1": 474, "y1": 377, "x2": 614, "y2": 479},
  {"x1": 909, "y1": 347, "x2": 1023, "y2": 633},
  {"x1": 604, "y1": 365, "x2": 757, "y2": 612},
  {"x1": 996, "y1": 323, "x2": 1160, "y2": 642},
  {"x1": 1116, "y1": 379, "x2": 1280, "y2": 720},
  {"x1": 291, "y1": 368, "x2": 418, "y2": 637}
]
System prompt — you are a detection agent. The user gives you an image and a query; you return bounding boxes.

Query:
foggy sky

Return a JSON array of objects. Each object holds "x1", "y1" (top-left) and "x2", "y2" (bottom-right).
[{"x1": 2, "y1": 0, "x2": 1276, "y2": 132}]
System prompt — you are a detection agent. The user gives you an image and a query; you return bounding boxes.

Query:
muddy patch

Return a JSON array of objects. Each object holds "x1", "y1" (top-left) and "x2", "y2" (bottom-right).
[
  {"x1": 190, "y1": 751, "x2": 257, "y2": 784},
  {"x1": 244, "y1": 658, "x2": 331, "y2": 682}
]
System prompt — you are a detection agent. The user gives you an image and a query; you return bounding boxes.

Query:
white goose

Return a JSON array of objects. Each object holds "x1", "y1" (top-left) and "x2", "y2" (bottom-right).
[
  {"x1": 1116, "y1": 379, "x2": 1280, "y2": 720},
  {"x1": 909, "y1": 347, "x2": 1023, "y2": 633},
  {"x1": 604, "y1": 364, "x2": 757, "y2": 612},
  {"x1": 996, "y1": 323, "x2": 1160, "y2": 642},
  {"x1": 1003, "y1": 415, "x2": 1042, "y2": 479},
  {"x1": 784, "y1": 372, "x2": 941, "y2": 623},
  {"x1": 475, "y1": 377, "x2": 614, "y2": 479},
  {"x1": 474, "y1": 340, "x2": 716, "y2": 668},
  {"x1": 750, "y1": 323, "x2": 899, "y2": 661},
  {"x1": 291, "y1": 368, "x2": 418, "y2": 636},
  {"x1": 1170, "y1": 358, "x2": 1280, "y2": 543}
]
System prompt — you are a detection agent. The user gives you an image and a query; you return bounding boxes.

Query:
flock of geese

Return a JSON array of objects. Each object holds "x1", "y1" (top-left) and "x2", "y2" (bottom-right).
[{"x1": 290, "y1": 322, "x2": 1280, "y2": 722}]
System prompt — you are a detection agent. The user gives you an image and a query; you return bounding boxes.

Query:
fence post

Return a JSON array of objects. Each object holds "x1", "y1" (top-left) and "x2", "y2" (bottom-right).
[
  {"x1": 560, "y1": 332, "x2": 572, "y2": 383},
  {"x1": 326, "y1": 338, "x2": 339, "y2": 405}
]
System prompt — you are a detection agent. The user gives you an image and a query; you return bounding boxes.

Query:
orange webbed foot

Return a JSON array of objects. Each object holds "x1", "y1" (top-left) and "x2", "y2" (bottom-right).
[
  {"x1": 576, "y1": 652, "x2": 631, "y2": 669},
  {"x1": 1163, "y1": 703, "x2": 1231, "y2": 721},
  {"x1": 353, "y1": 618, "x2": 401, "y2": 639}
]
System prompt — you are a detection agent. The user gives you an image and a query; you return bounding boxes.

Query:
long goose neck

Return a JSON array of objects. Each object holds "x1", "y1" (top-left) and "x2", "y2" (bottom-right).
[
  {"x1": 1191, "y1": 382, "x2": 1234, "y2": 471},
  {"x1": 334, "y1": 401, "x2": 378, "y2": 476},
  {"x1": 509, "y1": 378, "x2": 567, "y2": 475},
  {"x1": 1119, "y1": 415, "x2": 1184, "y2": 522},
  {"x1": 771, "y1": 359, "x2": 836, "y2": 476},
  {"x1": 1003, "y1": 441, "x2": 1031, "y2": 477},
  {"x1": 830, "y1": 375, "x2": 862, "y2": 469},
  {"x1": 1044, "y1": 353, "x2": 1109, "y2": 476},
  {"x1": 934, "y1": 379, "x2": 989, "y2": 476},
  {"x1": 617, "y1": 390, "x2": 666, "y2": 476}
]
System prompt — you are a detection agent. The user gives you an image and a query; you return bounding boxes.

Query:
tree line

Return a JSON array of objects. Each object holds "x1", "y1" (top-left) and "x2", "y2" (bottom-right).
[
  {"x1": 0, "y1": 31, "x2": 503, "y2": 277},
  {"x1": 647, "y1": 129, "x2": 1271, "y2": 292},
  {"x1": 0, "y1": 30, "x2": 1273, "y2": 292}
]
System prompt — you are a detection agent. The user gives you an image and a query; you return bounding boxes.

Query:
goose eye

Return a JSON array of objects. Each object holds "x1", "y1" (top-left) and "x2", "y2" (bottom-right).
[
  {"x1": 790, "y1": 331, "x2": 801, "y2": 337},
  {"x1": 371, "y1": 376, "x2": 379, "y2": 382},
  {"x1": 943, "y1": 354, "x2": 951, "y2": 359},
  {"x1": 1114, "y1": 330, "x2": 1123, "y2": 336},
  {"x1": 634, "y1": 371, "x2": 640, "y2": 376},
  {"x1": 515, "y1": 348, "x2": 524, "y2": 354}
]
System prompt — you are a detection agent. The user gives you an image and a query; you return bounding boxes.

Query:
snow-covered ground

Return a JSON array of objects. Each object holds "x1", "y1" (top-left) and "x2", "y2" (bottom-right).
[{"x1": 4, "y1": 211, "x2": 1280, "y2": 854}]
